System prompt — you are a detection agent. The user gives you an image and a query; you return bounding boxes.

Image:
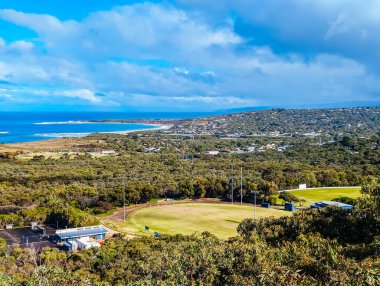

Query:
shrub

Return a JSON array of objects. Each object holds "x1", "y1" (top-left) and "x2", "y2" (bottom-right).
[{"x1": 268, "y1": 196, "x2": 277, "y2": 205}]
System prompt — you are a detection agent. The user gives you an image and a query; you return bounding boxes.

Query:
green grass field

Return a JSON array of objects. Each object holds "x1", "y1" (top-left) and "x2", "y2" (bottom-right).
[
  {"x1": 282, "y1": 187, "x2": 362, "y2": 205},
  {"x1": 119, "y1": 203, "x2": 290, "y2": 239}
]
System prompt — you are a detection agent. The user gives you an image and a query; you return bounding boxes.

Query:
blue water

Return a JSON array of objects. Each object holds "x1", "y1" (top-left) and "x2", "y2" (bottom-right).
[{"x1": 0, "y1": 112, "x2": 218, "y2": 143}]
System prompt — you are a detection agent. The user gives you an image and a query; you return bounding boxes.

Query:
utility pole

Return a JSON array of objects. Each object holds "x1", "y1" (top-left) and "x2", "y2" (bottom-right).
[
  {"x1": 231, "y1": 165, "x2": 234, "y2": 204},
  {"x1": 66, "y1": 203, "x2": 69, "y2": 228},
  {"x1": 254, "y1": 191, "x2": 257, "y2": 220},
  {"x1": 240, "y1": 167, "x2": 243, "y2": 205},
  {"x1": 123, "y1": 173, "x2": 126, "y2": 222}
]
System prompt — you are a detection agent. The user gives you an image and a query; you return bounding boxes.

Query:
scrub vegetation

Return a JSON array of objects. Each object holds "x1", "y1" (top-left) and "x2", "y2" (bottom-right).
[
  {"x1": 0, "y1": 179, "x2": 379, "y2": 285},
  {"x1": 0, "y1": 108, "x2": 379, "y2": 285}
]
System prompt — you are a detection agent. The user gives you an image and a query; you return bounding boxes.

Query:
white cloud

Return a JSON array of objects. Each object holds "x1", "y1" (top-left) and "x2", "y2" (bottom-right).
[
  {"x1": 325, "y1": 13, "x2": 350, "y2": 39},
  {"x1": 0, "y1": 93, "x2": 12, "y2": 99},
  {"x1": 59, "y1": 89, "x2": 102, "y2": 103},
  {"x1": 0, "y1": 2, "x2": 379, "y2": 110},
  {"x1": 0, "y1": 85, "x2": 105, "y2": 104},
  {"x1": 8, "y1": 41, "x2": 36, "y2": 53},
  {"x1": 0, "y1": 4, "x2": 241, "y2": 60},
  {"x1": 177, "y1": 1, "x2": 380, "y2": 65}
]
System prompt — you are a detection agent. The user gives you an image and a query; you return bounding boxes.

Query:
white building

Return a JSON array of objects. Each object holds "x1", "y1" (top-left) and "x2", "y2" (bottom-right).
[
  {"x1": 299, "y1": 184, "x2": 307, "y2": 190},
  {"x1": 101, "y1": 150, "x2": 116, "y2": 155},
  {"x1": 203, "y1": 151, "x2": 220, "y2": 155},
  {"x1": 56, "y1": 226, "x2": 108, "y2": 251}
]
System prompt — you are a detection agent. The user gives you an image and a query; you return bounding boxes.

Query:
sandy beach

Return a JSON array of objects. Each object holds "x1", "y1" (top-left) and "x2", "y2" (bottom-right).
[
  {"x1": 108, "y1": 124, "x2": 173, "y2": 134},
  {"x1": 0, "y1": 123, "x2": 173, "y2": 153}
]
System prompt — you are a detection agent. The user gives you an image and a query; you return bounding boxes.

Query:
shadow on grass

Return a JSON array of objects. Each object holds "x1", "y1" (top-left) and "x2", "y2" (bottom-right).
[{"x1": 225, "y1": 219, "x2": 240, "y2": 224}]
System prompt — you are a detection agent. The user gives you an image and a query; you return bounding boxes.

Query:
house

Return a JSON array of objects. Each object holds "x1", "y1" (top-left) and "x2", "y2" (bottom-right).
[
  {"x1": 229, "y1": 149, "x2": 245, "y2": 154},
  {"x1": 146, "y1": 147, "x2": 160, "y2": 153},
  {"x1": 268, "y1": 131, "x2": 280, "y2": 137},
  {"x1": 303, "y1": 132, "x2": 321, "y2": 137},
  {"x1": 277, "y1": 144, "x2": 292, "y2": 152},
  {"x1": 85, "y1": 150, "x2": 116, "y2": 156},
  {"x1": 101, "y1": 150, "x2": 116, "y2": 155},
  {"x1": 203, "y1": 151, "x2": 219, "y2": 155},
  {"x1": 55, "y1": 225, "x2": 108, "y2": 251},
  {"x1": 244, "y1": 146, "x2": 256, "y2": 153},
  {"x1": 311, "y1": 201, "x2": 353, "y2": 210},
  {"x1": 257, "y1": 144, "x2": 276, "y2": 152}
]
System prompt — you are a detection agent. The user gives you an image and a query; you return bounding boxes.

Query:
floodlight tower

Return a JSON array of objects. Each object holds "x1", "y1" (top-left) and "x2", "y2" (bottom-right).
[
  {"x1": 240, "y1": 167, "x2": 243, "y2": 205},
  {"x1": 231, "y1": 165, "x2": 234, "y2": 204},
  {"x1": 254, "y1": 191, "x2": 257, "y2": 220},
  {"x1": 123, "y1": 173, "x2": 126, "y2": 222},
  {"x1": 253, "y1": 190, "x2": 259, "y2": 220}
]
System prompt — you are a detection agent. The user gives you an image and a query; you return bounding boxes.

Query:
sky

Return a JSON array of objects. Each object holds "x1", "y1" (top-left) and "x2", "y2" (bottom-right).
[{"x1": 0, "y1": 0, "x2": 380, "y2": 112}]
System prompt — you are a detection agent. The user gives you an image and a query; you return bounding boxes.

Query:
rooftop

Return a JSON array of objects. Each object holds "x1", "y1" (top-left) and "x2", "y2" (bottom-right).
[
  {"x1": 56, "y1": 225, "x2": 108, "y2": 240},
  {"x1": 320, "y1": 201, "x2": 353, "y2": 207},
  {"x1": 311, "y1": 201, "x2": 353, "y2": 209}
]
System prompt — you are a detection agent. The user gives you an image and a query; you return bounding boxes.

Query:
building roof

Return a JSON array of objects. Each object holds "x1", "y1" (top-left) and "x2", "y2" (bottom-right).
[
  {"x1": 56, "y1": 226, "x2": 108, "y2": 240},
  {"x1": 320, "y1": 201, "x2": 352, "y2": 207},
  {"x1": 311, "y1": 201, "x2": 353, "y2": 209}
]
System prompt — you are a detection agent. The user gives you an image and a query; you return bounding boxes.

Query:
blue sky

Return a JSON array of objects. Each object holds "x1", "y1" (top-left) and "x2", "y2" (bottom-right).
[{"x1": 0, "y1": 0, "x2": 379, "y2": 111}]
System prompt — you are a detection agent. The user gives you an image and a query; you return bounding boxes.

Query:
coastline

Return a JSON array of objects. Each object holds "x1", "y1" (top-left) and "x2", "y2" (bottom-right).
[
  {"x1": 33, "y1": 123, "x2": 172, "y2": 139},
  {"x1": 4, "y1": 122, "x2": 173, "y2": 144},
  {"x1": 106, "y1": 123, "x2": 172, "y2": 135},
  {"x1": 0, "y1": 123, "x2": 173, "y2": 152}
]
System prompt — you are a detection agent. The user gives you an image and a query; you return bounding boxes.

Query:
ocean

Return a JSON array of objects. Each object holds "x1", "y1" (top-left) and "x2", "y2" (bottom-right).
[{"x1": 0, "y1": 112, "x2": 218, "y2": 143}]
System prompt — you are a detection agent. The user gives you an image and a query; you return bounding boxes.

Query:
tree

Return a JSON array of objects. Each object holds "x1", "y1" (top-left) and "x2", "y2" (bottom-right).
[
  {"x1": 178, "y1": 180, "x2": 194, "y2": 198},
  {"x1": 361, "y1": 177, "x2": 380, "y2": 201},
  {"x1": 140, "y1": 183, "x2": 157, "y2": 203},
  {"x1": 341, "y1": 136, "x2": 354, "y2": 148},
  {"x1": 279, "y1": 192, "x2": 300, "y2": 203},
  {"x1": 194, "y1": 177, "x2": 207, "y2": 198},
  {"x1": 258, "y1": 181, "x2": 279, "y2": 202},
  {"x1": 0, "y1": 237, "x2": 7, "y2": 253}
]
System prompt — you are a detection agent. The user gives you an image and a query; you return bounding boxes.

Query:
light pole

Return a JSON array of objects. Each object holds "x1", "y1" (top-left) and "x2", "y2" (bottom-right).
[
  {"x1": 231, "y1": 165, "x2": 234, "y2": 204},
  {"x1": 66, "y1": 203, "x2": 69, "y2": 228},
  {"x1": 123, "y1": 173, "x2": 126, "y2": 222},
  {"x1": 253, "y1": 191, "x2": 259, "y2": 220},
  {"x1": 254, "y1": 191, "x2": 256, "y2": 220},
  {"x1": 240, "y1": 167, "x2": 243, "y2": 205}
]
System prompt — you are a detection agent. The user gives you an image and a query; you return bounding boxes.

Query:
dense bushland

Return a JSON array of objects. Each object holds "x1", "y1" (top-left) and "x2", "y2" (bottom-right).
[
  {"x1": 0, "y1": 179, "x2": 379, "y2": 285},
  {"x1": 0, "y1": 136, "x2": 379, "y2": 210}
]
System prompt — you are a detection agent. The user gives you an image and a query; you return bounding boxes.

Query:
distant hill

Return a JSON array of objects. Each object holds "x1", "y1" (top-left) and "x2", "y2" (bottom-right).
[
  {"x1": 217, "y1": 102, "x2": 380, "y2": 115},
  {"x1": 168, "y1": 107, "x2": 380, "y2": 137},
  {"x1": 281, "y1": 101, "x2": 380, "y2": 109},
  {"x1": 217, "y1": 106, "x2": 271, "y2": 114}
]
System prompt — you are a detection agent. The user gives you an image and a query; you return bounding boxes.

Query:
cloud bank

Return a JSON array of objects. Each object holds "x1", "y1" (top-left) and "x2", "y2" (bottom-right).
[{"x1": 0, "y1": 1, "x2": 379, "y2": 111}]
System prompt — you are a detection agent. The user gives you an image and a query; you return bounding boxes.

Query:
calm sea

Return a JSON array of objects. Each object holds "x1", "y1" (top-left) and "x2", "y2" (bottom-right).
[{"x1": 0, "y1": 112, "x2": 218, "y2": 143}]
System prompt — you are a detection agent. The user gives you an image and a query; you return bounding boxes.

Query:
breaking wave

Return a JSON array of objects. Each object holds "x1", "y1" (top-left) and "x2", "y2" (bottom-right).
[
  {"x1": 34, "y1": 133, "x2": 91, "y2": 138},
  {"x1": 34, "y1": 121, "x2": 96, "y2": 125}
]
